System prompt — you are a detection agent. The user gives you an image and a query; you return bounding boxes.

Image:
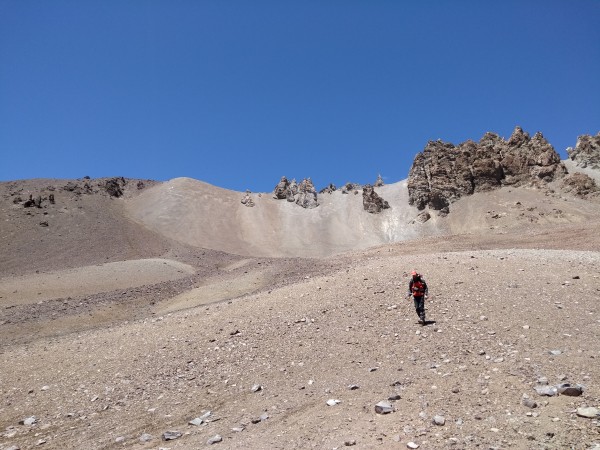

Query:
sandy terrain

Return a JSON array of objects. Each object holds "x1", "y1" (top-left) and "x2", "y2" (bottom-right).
[{"x1": 0, "y1": 170, "x2": 599, "y2": 449}]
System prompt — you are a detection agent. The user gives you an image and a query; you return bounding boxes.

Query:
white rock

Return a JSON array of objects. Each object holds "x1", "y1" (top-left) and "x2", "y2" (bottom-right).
[
  {"x1": 327, "y1": 399, "x2": 341, "y2": 406},
  {"x1": 407, "y1": 442, "x2": 419, "y2": 449},
  {"x1": 375, "y1": 401, "x2": 394, "y2": 414},
  {"x1": 207, "y1": 434, "x2": 222, "y2": 444},
  {"x1": 432, "y1": 415, "x2": 446, "y2": 426},
  {"x1": 576, "y1": 407, "x2": 600, "y2": 418},
  {"x1": 188, "y1": 417, "x2": 203, "y2": 426}
]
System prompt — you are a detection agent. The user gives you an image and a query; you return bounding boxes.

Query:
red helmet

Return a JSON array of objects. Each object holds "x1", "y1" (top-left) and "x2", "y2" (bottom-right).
[{"x1": 411, "y1": 270, "x2": 418, "y2": 277}]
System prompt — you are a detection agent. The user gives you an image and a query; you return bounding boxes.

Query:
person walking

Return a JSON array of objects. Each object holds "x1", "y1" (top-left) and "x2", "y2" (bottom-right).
[{"x1": 408, "y1": 270, "x2": 428, "y2": 325}]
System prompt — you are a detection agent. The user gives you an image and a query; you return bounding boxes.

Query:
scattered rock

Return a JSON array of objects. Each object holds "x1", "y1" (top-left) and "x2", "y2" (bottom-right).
[
  {"x1": 374, "y1": 401, "x2": 394, "y2": 414},
  {"x1": 534, "y1": 385, "x2": 558, "y2": 396},
  {"x1": 344, "y1": 439, "x2": 357, "y2": 446},
  {"x1": 557, "y1": 383, "x2": 584, "y2": 396},
  {"x1": 560, "y1": 173, "x2": 600, "y2": 198},
  {"x1": 139, "y1": 433, "x2": 152, "y2": 442},
  {"x1": 388, "y1": 394, "x2": 401, "y2": 401},
  {"x1": 432, "y1": 415, "x2": 446, "y2": 426},
  {"x1": 549, "y1": 350, "x2": 562, "y2": 356},
  {"x1": 407, "y1": 442, "x2": 419, "y2": 449},
  {"x1": 327, "y1": 399, "x2": 341, "y2": 406},
  {"x1": 207, "y1": 434, "x2": 222, "y2": 445},
  {"x1": 189, "y1": 417, "x2": 203, "y2": 426},
  {"x1": 21, "y1": 416, "x2": 37, "y2": 426},
  {"x1": 576, "y1": 407, "x2": 600, "y2": 418},
  {"x1": 348, "y1": 384, "x2": 360, "y2": 390},
  {"x1": 522, "y1": 397, "x2": 537, "y2": 408},
  {"x1": 251, "y1": 384, "x2": 263, "y2": 392},
  {"x1": 162, "y1": 431, "x2": 182, "y2": 441}
]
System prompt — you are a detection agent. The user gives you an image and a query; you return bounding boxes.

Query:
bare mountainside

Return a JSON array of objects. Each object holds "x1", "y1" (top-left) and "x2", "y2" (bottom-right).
[{"x1": 1, "y1": 157, "x2": 600, "y2": 449}]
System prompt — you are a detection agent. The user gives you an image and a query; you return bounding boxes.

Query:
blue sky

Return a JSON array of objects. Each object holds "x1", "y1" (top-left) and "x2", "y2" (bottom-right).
[{"x1": 1, "y1": 1, "x2": 599, "y2": 192}]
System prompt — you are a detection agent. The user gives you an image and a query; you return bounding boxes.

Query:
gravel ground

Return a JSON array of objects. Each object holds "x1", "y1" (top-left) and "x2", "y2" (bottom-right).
[{"x1": 1, "y1": 177, "x2": 599, "y2": 449}]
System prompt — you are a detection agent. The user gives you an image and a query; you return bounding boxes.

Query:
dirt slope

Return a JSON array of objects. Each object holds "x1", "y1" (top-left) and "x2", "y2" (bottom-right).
[{"x1": 124, "y1": 178, "x2": 445, "y2": 258}]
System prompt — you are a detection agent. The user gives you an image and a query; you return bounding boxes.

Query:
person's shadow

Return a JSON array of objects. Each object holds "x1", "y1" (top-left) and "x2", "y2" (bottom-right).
[{"x1": 422, "y1": 320, "x2": 436, "y2": 326}]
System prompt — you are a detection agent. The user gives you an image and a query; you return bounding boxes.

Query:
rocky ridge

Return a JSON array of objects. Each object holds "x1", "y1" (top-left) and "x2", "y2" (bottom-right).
[{"x1": 407, "y1": 126, "x2": 567, "y2": 213}]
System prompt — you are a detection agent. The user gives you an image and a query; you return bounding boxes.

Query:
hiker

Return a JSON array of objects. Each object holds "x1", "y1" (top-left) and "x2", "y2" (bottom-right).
[{"x1": 408, "y1": 270, "x2": 428, "y2": 325}]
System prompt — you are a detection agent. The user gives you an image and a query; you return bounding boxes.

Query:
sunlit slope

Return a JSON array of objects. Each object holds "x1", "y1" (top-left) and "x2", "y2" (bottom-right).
[{"x1": 125, "y1": 177, "x2": 440, "y2": 257}]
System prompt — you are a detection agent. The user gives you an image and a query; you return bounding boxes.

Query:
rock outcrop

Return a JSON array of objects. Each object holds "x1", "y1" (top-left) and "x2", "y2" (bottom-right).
[
  {"x1": 560, "y1": 173, "x2": 599, "y2": 199},
  {"x1": 273, "y1": 176, "x2": 291, "y2": 200},
  {"x1": 374, "y1": 174, "x2": 384, "y2": 187},
  {"x1": 407, "y1": 127, "x2": 567, "y2": 212},
  {"x1": 241, "y1": 190, "x2": 255, "y2": 207},
  {"x1": 272, "y1": 176, "x2": 319, "y2": 208},
  {"x1": 362, "y1": 184, "x2": 390, "y2": 214},
  {"x1": 567, "y1": 133, "x2": 600, "y2": 169},
  {"x1": 295, "y1": 178, "x2": 319, "y2": 209}
]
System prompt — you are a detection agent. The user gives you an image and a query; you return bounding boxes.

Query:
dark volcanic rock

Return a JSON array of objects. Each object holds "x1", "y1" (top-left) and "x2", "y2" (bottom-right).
[
  {"x1": 407, "y1": 127, "x2": 567, "y2": 211},
  {"x1": 567, "y1": 133, "x2": 600, "y2": 169},
  {"x1": 296, "y1": 178, "x2": 319, "y2": 209},
  {"x1": 362, "y1": 184, "x2": 390, "y2": 214},
  {"x1": 105, "y1": 177, "x2": 126, "y2": 198}
]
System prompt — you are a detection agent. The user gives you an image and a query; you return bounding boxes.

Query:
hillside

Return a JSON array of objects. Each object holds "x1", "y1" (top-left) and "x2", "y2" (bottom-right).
[{"x1": 1, "y1": 141, "x2": 600, "y2": 448}]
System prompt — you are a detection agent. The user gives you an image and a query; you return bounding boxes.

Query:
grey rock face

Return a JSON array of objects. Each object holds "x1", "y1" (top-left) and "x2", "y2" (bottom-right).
[
  {"x1": 207, "y1": 434, "x2": 222, "y2": 444},
  {"x1": 567, "y1": 133, "x2": 600, "y2": 169},
  {"x1": 407, "y1": 127, "x2": 567, "y2": 211},
  {"x1": 362, "y1": 184, "x2": 390, "y2": 214}
]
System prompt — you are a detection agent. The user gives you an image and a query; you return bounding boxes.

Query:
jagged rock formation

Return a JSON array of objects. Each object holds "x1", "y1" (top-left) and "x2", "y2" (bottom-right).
[
  {"x1": 362, "y1": 184, "x2": 390, "y2": 214},
  {"x1": 295, "y1": 178, "x2": 319, "y2": 209},
  {"x1": 560, "y1": 173, "x2": 600, "y2": 199},
  {"x1": 567, "y1": 133, "x2": 600, "y2": 169},
  {"x1": 407, "y1": 127, "x2": 567, "y2": 212},
  {"x1": 272, "y1": 177, "x2": 319, "y2": 208},
  {"x1": 272, "y1": 176, "x2": 291, "y2": 200},
  {"x1": 374, "y1": 174, "x2": 384, "y2": 187},
  {"x1": 241, "y1": 190, "x2": 255, "y2": 207}
]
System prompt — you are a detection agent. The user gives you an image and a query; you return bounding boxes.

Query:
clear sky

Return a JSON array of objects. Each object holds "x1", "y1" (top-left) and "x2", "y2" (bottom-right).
[{"x1": 1, "y1": 1, "x2": 599, "y2": 192}]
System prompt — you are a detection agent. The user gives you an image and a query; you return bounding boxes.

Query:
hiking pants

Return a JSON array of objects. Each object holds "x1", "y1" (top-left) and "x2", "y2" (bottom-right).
[{"x1": 413, "y1": 296, "x2": 425, "y2": 321}]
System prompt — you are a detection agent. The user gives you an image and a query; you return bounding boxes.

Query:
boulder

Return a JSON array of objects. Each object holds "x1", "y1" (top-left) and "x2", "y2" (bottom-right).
[
  {"x1": 362, "y1": 184, "x2": 390, "y2": 214},
  {"x1": 407, "y1": 127, "x2": 567, "y2": 211}
]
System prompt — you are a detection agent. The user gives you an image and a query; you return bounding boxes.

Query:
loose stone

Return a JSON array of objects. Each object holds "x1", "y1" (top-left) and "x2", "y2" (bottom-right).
[{"x1": 207, "y1": 434, "x2": 222, "y2": 444}]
